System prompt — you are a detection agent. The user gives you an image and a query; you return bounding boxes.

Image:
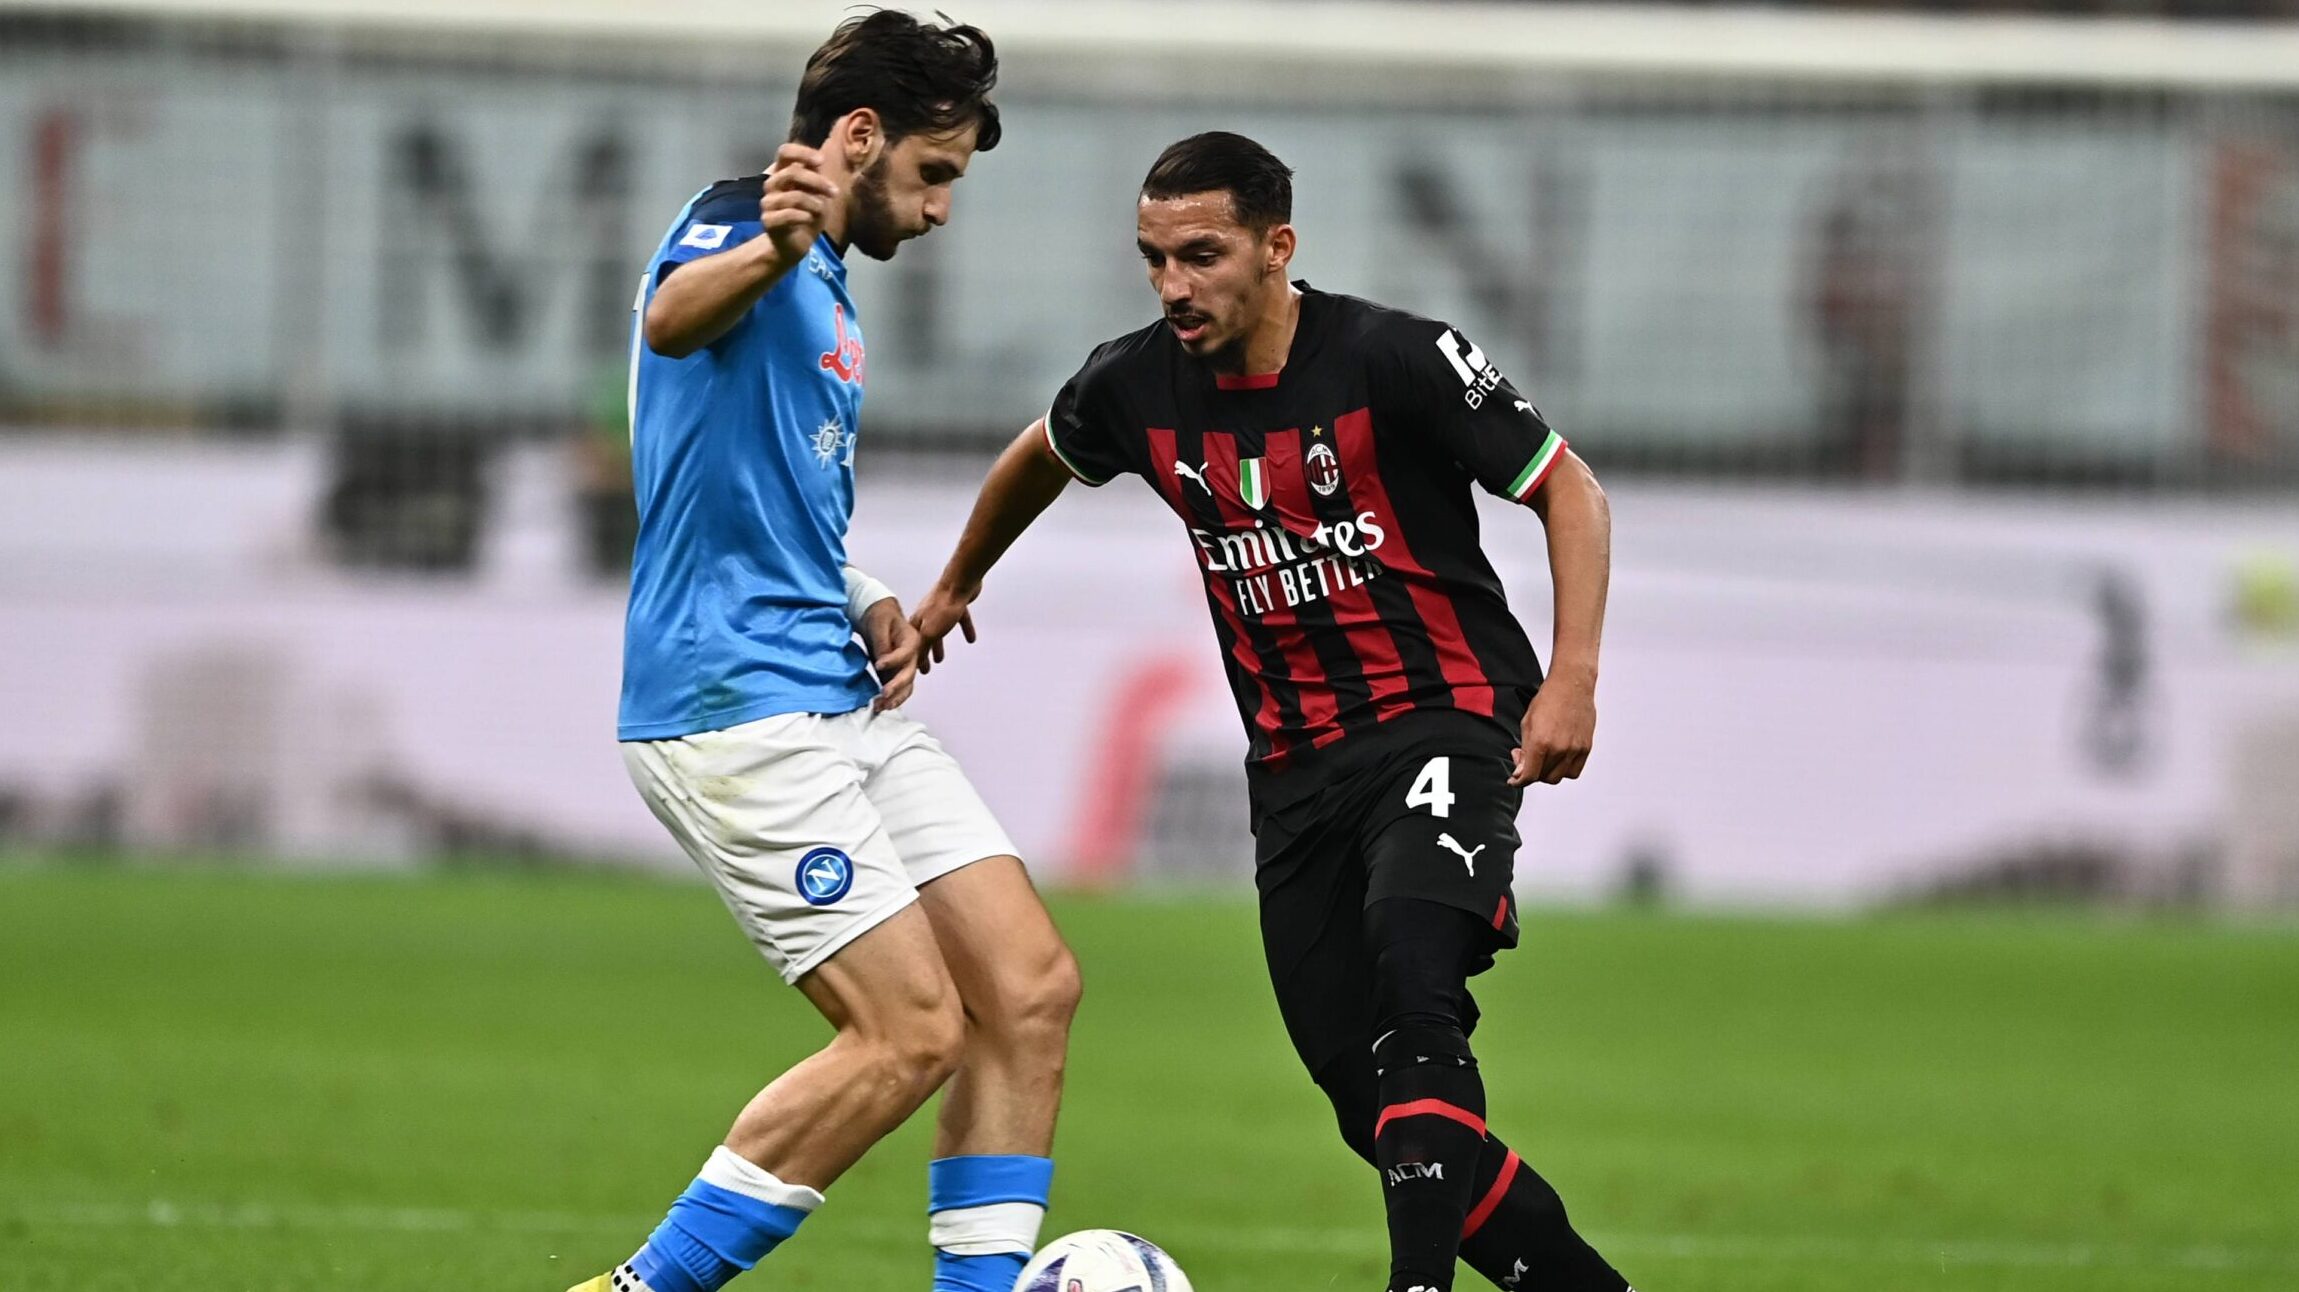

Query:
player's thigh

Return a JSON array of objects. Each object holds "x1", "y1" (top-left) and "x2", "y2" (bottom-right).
[
  {"x1": 620, "y1": 712, "x2": 919, "y2": 985},
  {"x1": 914, "y1": 855, "x2": 1078, "y2": 1036},
  {"x1": 1361, "y1": 741, "x2": 1524, "y2": 948},
  {"x1": 1362, "y1": 896, "x2": 1493, "y2": 1036},
  {"x1": 796, "y1": 899, "x2": 961, "y2": 1043},
  {"x1": 1256, "y1": 810, "x2": 1381, "y2": 1078},
  {"x1": 856, "y1": 711, "x2": 1068, "y2": 1026}
]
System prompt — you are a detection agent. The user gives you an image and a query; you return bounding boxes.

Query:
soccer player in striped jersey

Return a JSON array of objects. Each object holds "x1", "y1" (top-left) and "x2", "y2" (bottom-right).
[
  {"x1": 912, "y1": 132, "x2": 1633, "y2": 1292},
  {"x1": 573, "y1": 14, "x2": 1075, "y2": 1292}
]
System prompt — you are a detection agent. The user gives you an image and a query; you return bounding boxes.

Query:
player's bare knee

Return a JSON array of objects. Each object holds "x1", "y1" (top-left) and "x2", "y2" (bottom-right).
[
  {"x1": 971, "y1": 936, "x2": 1083, "y2": 1052},
  {"x1": 828, "y1": 953, "x2": 967, "y2": 1095},
  {"x1": 1028, "y1": 942, "x2": 1085, "y2": 1049},
  {"x1": 880, "y1": 993, "x2": 967, "y2": 1093},
  {"x1": 1022, "y1": 940, "x2": 1084, "y2": 1034}
]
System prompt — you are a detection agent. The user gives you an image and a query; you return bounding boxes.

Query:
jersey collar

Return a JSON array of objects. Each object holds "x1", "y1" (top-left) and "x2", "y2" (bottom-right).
[
  {"x1": 1213, "y1": 371, "x2": 1280, "y2": 391},
  {"x1": 813, "y1": 233, "x2": 849, "y2": 280}
]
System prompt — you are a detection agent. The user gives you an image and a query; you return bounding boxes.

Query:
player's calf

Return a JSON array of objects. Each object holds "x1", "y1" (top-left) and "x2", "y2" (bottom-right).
[
  {"x1": 1310, "y1": 1054, "x2": 1633, "y2": 1292},
  {"x1": 1373, "y1": 1023, "x2": 1487, "y2": 1292},
  {"x1": 1457, "y1": 1143, "x2": 1633, "y2": 1292},
  {"x1": 1366, "y1": 899, "x2": 1497, "y2": 1292},
  {"x1": 916, "y1": 857, "x2": 1082, "y2": 1292},
  {"x1": 923, "y1": 959, "x2": 1074, "y2": 1292}
]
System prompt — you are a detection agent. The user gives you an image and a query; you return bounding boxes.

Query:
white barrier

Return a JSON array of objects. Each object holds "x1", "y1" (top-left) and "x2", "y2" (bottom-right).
[{"x1": 3, "y1": 440, "x2": 2295, "y2": 903}]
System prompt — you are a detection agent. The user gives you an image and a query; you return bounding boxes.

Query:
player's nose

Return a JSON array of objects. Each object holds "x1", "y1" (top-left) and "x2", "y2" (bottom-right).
[{"x1": 923, "y1": 194, "x2": 950, "y2": 227}]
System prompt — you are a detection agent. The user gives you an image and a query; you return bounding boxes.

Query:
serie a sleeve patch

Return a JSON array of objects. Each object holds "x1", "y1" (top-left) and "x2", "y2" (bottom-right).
[{"x1": 679, "y1": 223, "x2": 732, "y2": 251}]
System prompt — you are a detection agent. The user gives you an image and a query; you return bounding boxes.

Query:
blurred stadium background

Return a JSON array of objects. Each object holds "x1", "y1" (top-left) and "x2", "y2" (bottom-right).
[
  {"x1": 6, "y1": 0, "x2": 2299, "y2": 905},
  {"x1": 4, "y1": 2, "x2": 2299, "y2": 1289}
]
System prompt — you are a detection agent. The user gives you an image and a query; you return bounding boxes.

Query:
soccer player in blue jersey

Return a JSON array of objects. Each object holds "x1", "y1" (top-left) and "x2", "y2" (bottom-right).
[{"x1": 571, "y1": 14, "x2": 1078, "y2": 1292}]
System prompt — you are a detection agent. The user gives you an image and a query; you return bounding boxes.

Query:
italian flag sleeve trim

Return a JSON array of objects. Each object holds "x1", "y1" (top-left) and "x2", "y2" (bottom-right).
[
  {"x1": 1040, "y1": 414, "x2": 1109, "y2": 486},
  {"x1": 1506, "y1": 429, "x2": 1568, "y2": 502}
]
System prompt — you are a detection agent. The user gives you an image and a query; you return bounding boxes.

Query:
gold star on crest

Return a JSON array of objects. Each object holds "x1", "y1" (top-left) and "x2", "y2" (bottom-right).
[{"x1": 1310, "y1": 424, "x2": 1325, "y2": 437}]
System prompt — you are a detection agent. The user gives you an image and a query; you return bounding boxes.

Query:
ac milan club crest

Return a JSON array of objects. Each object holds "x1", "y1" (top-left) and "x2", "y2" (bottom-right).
[{"x1": 1305, "y1": 440, "x2": 1342, "y2": 497}]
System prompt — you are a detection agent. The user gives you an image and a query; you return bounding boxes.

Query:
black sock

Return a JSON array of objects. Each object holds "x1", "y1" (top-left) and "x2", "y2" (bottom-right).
[
  {"x1": 1456, "y1": 1134, "x2": 1631, "y2": 1291},
  {"x1": 1373, "y1": 1026, "x2": 1486, "y2": 1292}
]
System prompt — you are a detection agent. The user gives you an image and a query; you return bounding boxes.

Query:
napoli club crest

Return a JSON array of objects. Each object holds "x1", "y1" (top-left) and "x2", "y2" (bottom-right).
[
  {"x1": 1306, "y1": 441, "x2": 1342, "y2": 497},
  {"x1": 796, "y1": 847, "x2": 856, "y2": 906}
]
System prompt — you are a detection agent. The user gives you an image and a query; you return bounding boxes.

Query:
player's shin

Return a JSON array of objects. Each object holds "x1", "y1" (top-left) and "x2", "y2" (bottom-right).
[
  {"x1": 607, "y1": 1147, "x2": 822, "y2": 1292},
  {"x1": 927, "y1": 1154, "x2": 1053, "y2": 1292},
  {"x1": 1456, "y1": 1138, "x2": 1632, "y2": 1292},
  {"x1": 1373, "y1": 1025, "x2": 1487, "y2": 1292}
]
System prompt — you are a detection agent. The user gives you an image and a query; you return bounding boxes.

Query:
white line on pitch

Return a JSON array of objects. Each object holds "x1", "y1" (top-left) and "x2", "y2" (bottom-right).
[{"x1": 14, "y1": 1200, "x2": 631, "y2": 1236}]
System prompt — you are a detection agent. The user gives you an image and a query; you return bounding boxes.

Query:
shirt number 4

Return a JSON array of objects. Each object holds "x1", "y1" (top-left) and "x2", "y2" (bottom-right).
[{"x1": 1405, "y1": 756, "x2": 1455, "y2": 819}]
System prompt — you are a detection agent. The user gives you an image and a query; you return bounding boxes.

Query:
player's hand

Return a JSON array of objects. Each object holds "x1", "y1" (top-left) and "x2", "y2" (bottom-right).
[
  {"x1": 1512, "y1": 672, "x2": 1595, "y2": 786},
  {"x1": 910, "y1": 579, "x2": 980, "y2": 675},
  {"x1": 760, "y1": 143, "x2": 839, "y2": 270},
  {"x1": 860, "y1": 597, "x2": 921, "y2": 711}
]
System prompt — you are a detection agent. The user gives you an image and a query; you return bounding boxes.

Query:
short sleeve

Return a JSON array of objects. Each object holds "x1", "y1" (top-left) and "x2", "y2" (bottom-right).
[
  {"x1": 1041, "y1": 346, "x2": 1134, "y2": 487},
  {"x1": 1386, "y1": 320, "x2": 1569, "y2": 504}
]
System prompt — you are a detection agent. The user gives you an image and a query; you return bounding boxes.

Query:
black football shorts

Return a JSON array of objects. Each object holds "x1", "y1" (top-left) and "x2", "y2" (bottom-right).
[{"x1": 1251, "y1": 712, "x2": 1525, "y2": 1075}]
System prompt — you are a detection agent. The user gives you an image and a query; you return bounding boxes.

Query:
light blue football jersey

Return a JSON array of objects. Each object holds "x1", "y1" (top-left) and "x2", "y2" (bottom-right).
[{"x1": 618, "y1": 179, "x2": 878, "y2": 740}]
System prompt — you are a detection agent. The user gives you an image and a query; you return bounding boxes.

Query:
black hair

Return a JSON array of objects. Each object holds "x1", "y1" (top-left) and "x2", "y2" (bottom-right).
[
  {"x1": 788, "y1": 9, "x2": 1002, "y2": 151},
  {"x1": 1140, "y1": 131, "x2": 1293, "y2": 228}
]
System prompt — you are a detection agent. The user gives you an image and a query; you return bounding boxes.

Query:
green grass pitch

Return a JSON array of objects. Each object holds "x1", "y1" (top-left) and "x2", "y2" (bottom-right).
[{"x1": 3, "y1": 865, "x2": 2296, "y2": 1291}]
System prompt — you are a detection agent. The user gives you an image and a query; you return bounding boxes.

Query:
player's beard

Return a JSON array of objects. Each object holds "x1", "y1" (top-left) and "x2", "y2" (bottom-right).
[
  {"x1": 1187, "y1": 261, "x2": 1283, "y2": 371},
  {"x1": 1199, "y1": 328, "x2": 1247, "y2": 372},
  {"x1": 846, "y1": 157, "x2": 908, "y2": 261}
]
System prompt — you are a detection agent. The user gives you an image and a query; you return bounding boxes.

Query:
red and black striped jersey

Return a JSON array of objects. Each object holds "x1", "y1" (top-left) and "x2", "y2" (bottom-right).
[{"x1": 1044, "y1": 284, "x2": 1570, "y2": 789}]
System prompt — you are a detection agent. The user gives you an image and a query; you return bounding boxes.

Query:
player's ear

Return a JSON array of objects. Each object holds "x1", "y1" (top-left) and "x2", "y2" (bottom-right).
[
  {"x1": 1266, "y1": 223, "x2": 1297, "y2": 275},
  {"x1": 834, "y1": 108, "x2": 884, "y2": 171}
]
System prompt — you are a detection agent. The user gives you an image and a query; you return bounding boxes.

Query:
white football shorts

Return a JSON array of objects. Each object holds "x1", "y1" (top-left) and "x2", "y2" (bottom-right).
[{"x1": 621, "y1": 706, "x2": 1019, "y2": 983}]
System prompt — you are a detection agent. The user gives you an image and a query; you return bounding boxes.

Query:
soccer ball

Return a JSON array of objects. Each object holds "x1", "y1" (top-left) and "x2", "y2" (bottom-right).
[{"x1": 1014, "y1": 1229, "x2": 1193, "y2": 1292}]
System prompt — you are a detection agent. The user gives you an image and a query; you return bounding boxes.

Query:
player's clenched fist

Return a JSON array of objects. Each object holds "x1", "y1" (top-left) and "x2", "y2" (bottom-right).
[
  {"x1": 1511, "y1": 674, "x2": 1596, "y2": 787},
  {"x1": 760, "y1": 142, "x2": 839, "y2": 268}
]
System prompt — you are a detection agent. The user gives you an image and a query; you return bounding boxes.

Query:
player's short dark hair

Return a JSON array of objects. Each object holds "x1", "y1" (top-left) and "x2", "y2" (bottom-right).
[
  {"x1": 788, "y1": 9, "x2": 1002, "y2": 152},
  {"x1": 1140, "y1": 132, "x2": 1293, "y2": 230}
]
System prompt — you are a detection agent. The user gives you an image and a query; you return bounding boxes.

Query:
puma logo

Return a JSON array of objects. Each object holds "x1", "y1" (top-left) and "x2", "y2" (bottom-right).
[
  {"x1": 1172, "y1": 461, "x2": 1212, "y2": 494},
  {"x1": 1513, "y1": 399, "x2": 1535, "y2": 414},
  {"x1": 1437, "y1": 833, "x2": 1486, "y2": 876}
]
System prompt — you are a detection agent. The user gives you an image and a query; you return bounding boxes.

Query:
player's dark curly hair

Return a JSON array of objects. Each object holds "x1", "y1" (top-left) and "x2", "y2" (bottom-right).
[
  {"x1": 788, "y1": 9, "x2": 1002, "y2": 151},
  {"x1": 1141, "y1": 132, "x2": 1294, "y2": 229}
]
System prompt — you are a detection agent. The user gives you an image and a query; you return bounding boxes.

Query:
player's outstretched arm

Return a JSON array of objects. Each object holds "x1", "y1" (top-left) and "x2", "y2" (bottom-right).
[
  {"x1": 1513, "y1": 449, "x2": 1611, "y2": 787},
  {"x1": 644, "y1": 144, "x2": 838, "y2": 358},
  {"x1": 912, "y1": 419, "x2": 1074, "y2": 673}
]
